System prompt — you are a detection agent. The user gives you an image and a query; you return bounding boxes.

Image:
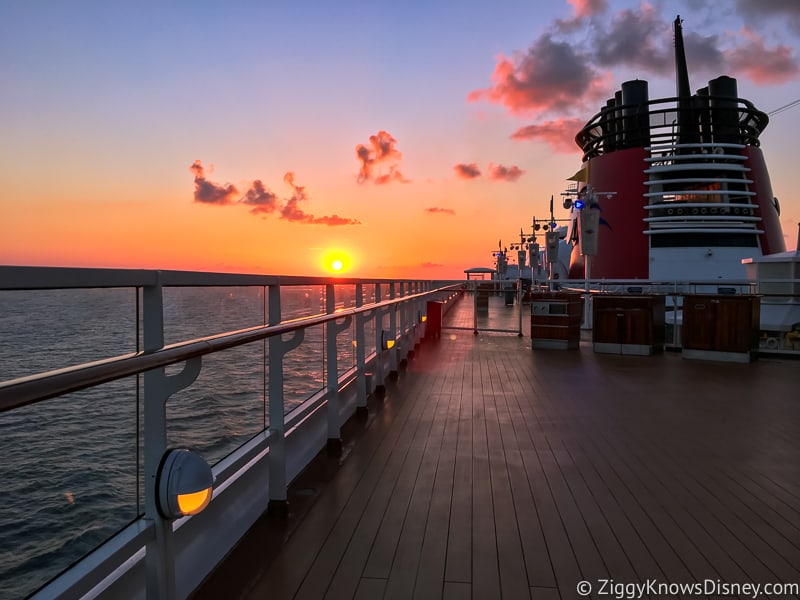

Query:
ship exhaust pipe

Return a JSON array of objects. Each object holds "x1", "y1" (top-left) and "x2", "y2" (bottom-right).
[
  {"x1": 708, "y1": 75, "x2": 739, "y2": 145},
  {"x1": 621, "y1": 79, "x2": 650, "y2": 149}
]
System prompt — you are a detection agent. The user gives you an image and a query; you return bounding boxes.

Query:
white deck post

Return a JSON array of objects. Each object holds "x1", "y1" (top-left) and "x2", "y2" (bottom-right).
[
  {"x1": 325, "y1": 284, "x2": 352, "y2": 452},
  {"x1": 354, "y1": 283, "x2": 368, "y2": 415},
  {"x1": 266, "y1": 285, "x2": 304, "y2": 514},
  {"x1": 142, "y1": 279, "x2": 201, "y2": 600},
  {"x1": 373, "y1": 284, "x2": 384, "y2": 393},
  {"x1": 388, "y1": 283, "x2": 398, "y2": 375}
]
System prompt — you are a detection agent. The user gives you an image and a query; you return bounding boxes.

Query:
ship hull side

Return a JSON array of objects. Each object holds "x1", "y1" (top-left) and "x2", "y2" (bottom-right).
[{"x1": 569, "y1": 148, "x2": 649, "y2": 279}]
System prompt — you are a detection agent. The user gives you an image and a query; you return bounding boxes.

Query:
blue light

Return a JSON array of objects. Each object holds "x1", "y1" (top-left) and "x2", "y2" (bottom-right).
[{"x1": 574, "y1": 199, "x2": 585, "y2": 210}]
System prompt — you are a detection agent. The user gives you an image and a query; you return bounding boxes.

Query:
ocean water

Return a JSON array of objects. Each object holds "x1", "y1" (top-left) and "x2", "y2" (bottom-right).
[{"x1": 0, "y1": 285, "x2": 377, "y2": 599}]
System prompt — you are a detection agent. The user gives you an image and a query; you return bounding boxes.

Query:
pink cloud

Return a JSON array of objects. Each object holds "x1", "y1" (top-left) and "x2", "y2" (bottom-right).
[
  {"x1": 240, "y1": 179, "x2": 278, "y2": 215},
  {"x1": 281, "y1": 172, "x2": 361, "y2": 225},
  {"x1": 454, "y1": 163, "x2": 481, "y2": 179},
  {"x1": 374, "y1": 167, "x2": 411, "y2": 185},
  {"x1": 487, "y1": 163, "x2": 525, "y2": 182},
  {"x1": 189, "y1": 160, "x2": 238, "y2": 205},
  {"x1": 510, "y1": 118, "x2": 586, "y2": 153},
  {"x1": 567, "y1": 0, "x2": 607, "y2": 18},
  {"x1": 467, "y1": 34, "x2": 609, "y2": 116},
  {"x1": 188, "y1": 163, "x2": 359, "y2": 226},
  {"x1": 425, "y1": 207, "x2": 456, "y2": 215},
  {"x1": 355, "y1": 130, "x2": 410, "y2": 184},
  {"x1": 470, "y1": 3, "x2": 800, "y2": 133},
  {"x1": 724, "y1": 27, "x2": 800, "y2": 84}
]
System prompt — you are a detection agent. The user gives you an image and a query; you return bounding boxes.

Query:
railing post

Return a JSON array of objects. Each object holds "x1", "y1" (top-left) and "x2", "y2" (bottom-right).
[
  {"x1": 266, "y1": 284, "x2": 305, "y2": 516},
  {"x1": 373, "y1": 284, "x2": 384, "y2": 395},
  {"x1": 397, "y1": 282, "x2": 408, "y2": 365},
  {"x1": 141, "y1": 279, "x2": 201, "y2": 600},
  {"x1": 267, "y1": 284, "x2": 287, "y2": 515},
  {"x1": 325, "y1": 284, "x2": 338, "y2": 449},
  {"x1": 324, "y1": 284, "x2": 351, "y2": 453},
  {"x1": 388, "y1": 283, "x2": 398, "y2": 376},
  {"x1": 400, "y1": 281, "x2": 414, "y2": 366},
  {"x1": 354, "y1": 284, "x2": 368, "y2": 416},
  {"x1": 142, "y1": 279, "x2": 175, "y2": 600},
  {"x1": 414, "y1": 281, "x2": 423, "y2": 347},
  {"x1": 473, "y1": 279, "x2": 479, "y2": 335}
]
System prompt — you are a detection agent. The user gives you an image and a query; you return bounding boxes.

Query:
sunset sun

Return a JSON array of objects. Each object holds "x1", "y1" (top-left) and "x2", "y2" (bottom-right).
[{"x1": 322, "y1": 249, "x2": 353, "y2": 275}]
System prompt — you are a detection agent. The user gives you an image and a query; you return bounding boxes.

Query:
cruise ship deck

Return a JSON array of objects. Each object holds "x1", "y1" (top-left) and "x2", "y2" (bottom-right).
[{"x1": 193, "y1": 295, "x2": 800, "y2": 600}]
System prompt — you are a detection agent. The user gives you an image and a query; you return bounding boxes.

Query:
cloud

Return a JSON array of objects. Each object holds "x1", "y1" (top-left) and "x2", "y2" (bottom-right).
[
  {"x1": 425, "y1": 207, "x2": 456, "y2": 215},
  {"x1": 735, "y1": 0, "x2": 800, "y2": 35},
  {"x1": 467, "y1": 33, "x2": 610, "y2": 116},
  {"x1": 308, "y1": 214, "x2": 362, "y2": 226},
  {"x1": 240, "y1": 179, "x2": 278, "y2": 215},
  {"x1": 590, "y1": 5, "x2": 674, "y2": 74},
  {"x1": 463, "y1": 3, "x2": 800, "y2": 160},
  {"x1": 724, "y1": 27, "x2": 800, "y2": 84},
  {"x1": 190, "y1": 160, "x2": 239, "y2": 205},
  {"x1": 374, "y1": 167, "x2": 411, "y2": 185},
  {"x1": 189, "y1": 162, "x2": 360, "y2": 226},
  {"x1": 585, "y1": 9, "x2": 798, "y2": 83},
  {"x1": 280, "y1": 172, "x2": 309, "y2": 222},
  {"x1": 468, "y1": 3, "x2": 800, "y2": 131},
  {"x1": 510, "y1": 118, "x2": 586, "y2": 153},
  {"x1": 420, "y1": 262, "x2": 444, "y2": 268},
  {"x1": 453, "y1": 161, "x2": 535, "y2": 180},
  {"x1": 355, "y1": 130, "x2": 410, "y2": 184},
  {"x1": 454, "y1": 163, "x2": 481, "y2": 179},
  {"x1": 487, "y1": 163, "x2": 525, "y2": 182},
  {"x1": 566, "y1": 0, "x2": 607, "y2": 18},
  {"x1": 281, "y1": 172, "x2": 361, "y2": 226}
]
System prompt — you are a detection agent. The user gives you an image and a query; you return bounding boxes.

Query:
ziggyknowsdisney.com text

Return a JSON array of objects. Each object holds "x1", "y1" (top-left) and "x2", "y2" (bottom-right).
[{"x1": 577, "y1": 578, "x2": 800, "y2": 598}]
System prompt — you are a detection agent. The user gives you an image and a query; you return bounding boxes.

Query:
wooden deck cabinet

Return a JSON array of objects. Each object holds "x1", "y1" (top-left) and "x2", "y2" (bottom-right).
[
  {"x1": 530, "y1": 293, "x2": 582, "y2": 349},
  {"x1": 682, "y1": 294, "x2": 760, "y2": 362},
  {"x1": 592, "y1": 294, "x2": 666, "y2": 355}
]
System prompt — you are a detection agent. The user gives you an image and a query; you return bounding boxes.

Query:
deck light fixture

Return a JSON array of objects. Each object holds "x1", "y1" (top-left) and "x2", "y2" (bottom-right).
[
  {"x1": 157, "y1": 449, "x2": 214, "y2": 520},
  {"x1": 381, "y1": 330, "x2": 396, "y2": 350}
]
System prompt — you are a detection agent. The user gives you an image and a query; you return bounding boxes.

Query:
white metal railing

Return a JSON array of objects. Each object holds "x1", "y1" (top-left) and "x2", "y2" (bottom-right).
[{"x1": 0, "y1": 266, "x2": 463, "y2": 600}]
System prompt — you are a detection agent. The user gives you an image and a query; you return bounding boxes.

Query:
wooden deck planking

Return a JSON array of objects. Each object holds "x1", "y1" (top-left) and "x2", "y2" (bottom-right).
[
  {"x1": 608, "y1": 420, "x2": 797, "y2": 583},
  {"x1": 412, "y1": 422, "x2": 456, "y2": 598},
  {"x1": 197, "y1": 295, "x2": 800, "y2": 600},
  {"x1": 443, "y1": 390, "x2": 472, "y2": 586},
  {"x1": 593, "y1": 368, "x2": 800, "y2": 583},
  {"x1": 493, "y1": 367, "x2": 558, "y2": 591}
]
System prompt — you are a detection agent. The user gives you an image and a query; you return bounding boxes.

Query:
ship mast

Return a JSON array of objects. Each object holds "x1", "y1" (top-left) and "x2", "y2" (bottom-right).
[
  {"x1": 674, "y1": 15, "x2": 691, "y2": 98},
  {"x1": 674, "y1": 15, "x2": 698, "y2": 147}
]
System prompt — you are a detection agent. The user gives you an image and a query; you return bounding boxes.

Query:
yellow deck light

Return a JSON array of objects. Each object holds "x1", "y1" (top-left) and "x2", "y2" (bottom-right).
[
  {"x1": 381, "y1": 330, "x2": 396, "y2": 350},
  {"x1": 157, "y1": 449, "x2": 214, "y2": 520}
]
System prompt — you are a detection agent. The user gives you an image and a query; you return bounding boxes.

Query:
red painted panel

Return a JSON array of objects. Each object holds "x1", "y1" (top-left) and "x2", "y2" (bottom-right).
[
  {"x1": 743, "y1": 146, "x2": 786, "y2": 255},
  {"x1": 568, "y1": 149, "x2": 650, "y2": 279}
]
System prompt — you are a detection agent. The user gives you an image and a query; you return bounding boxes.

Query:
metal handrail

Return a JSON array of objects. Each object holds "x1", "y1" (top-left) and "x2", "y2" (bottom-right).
[
  {"x1": 0, "y1": 265, "x2": 441, "y2": 290},
  {"x1": 0, "y1": 284, "x2": 460, "y2": 412}
]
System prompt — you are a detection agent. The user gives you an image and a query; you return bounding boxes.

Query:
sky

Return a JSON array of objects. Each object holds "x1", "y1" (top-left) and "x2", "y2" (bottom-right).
[{"x1": 2, "y1": 0, "x2": 799, "y2": 279}]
